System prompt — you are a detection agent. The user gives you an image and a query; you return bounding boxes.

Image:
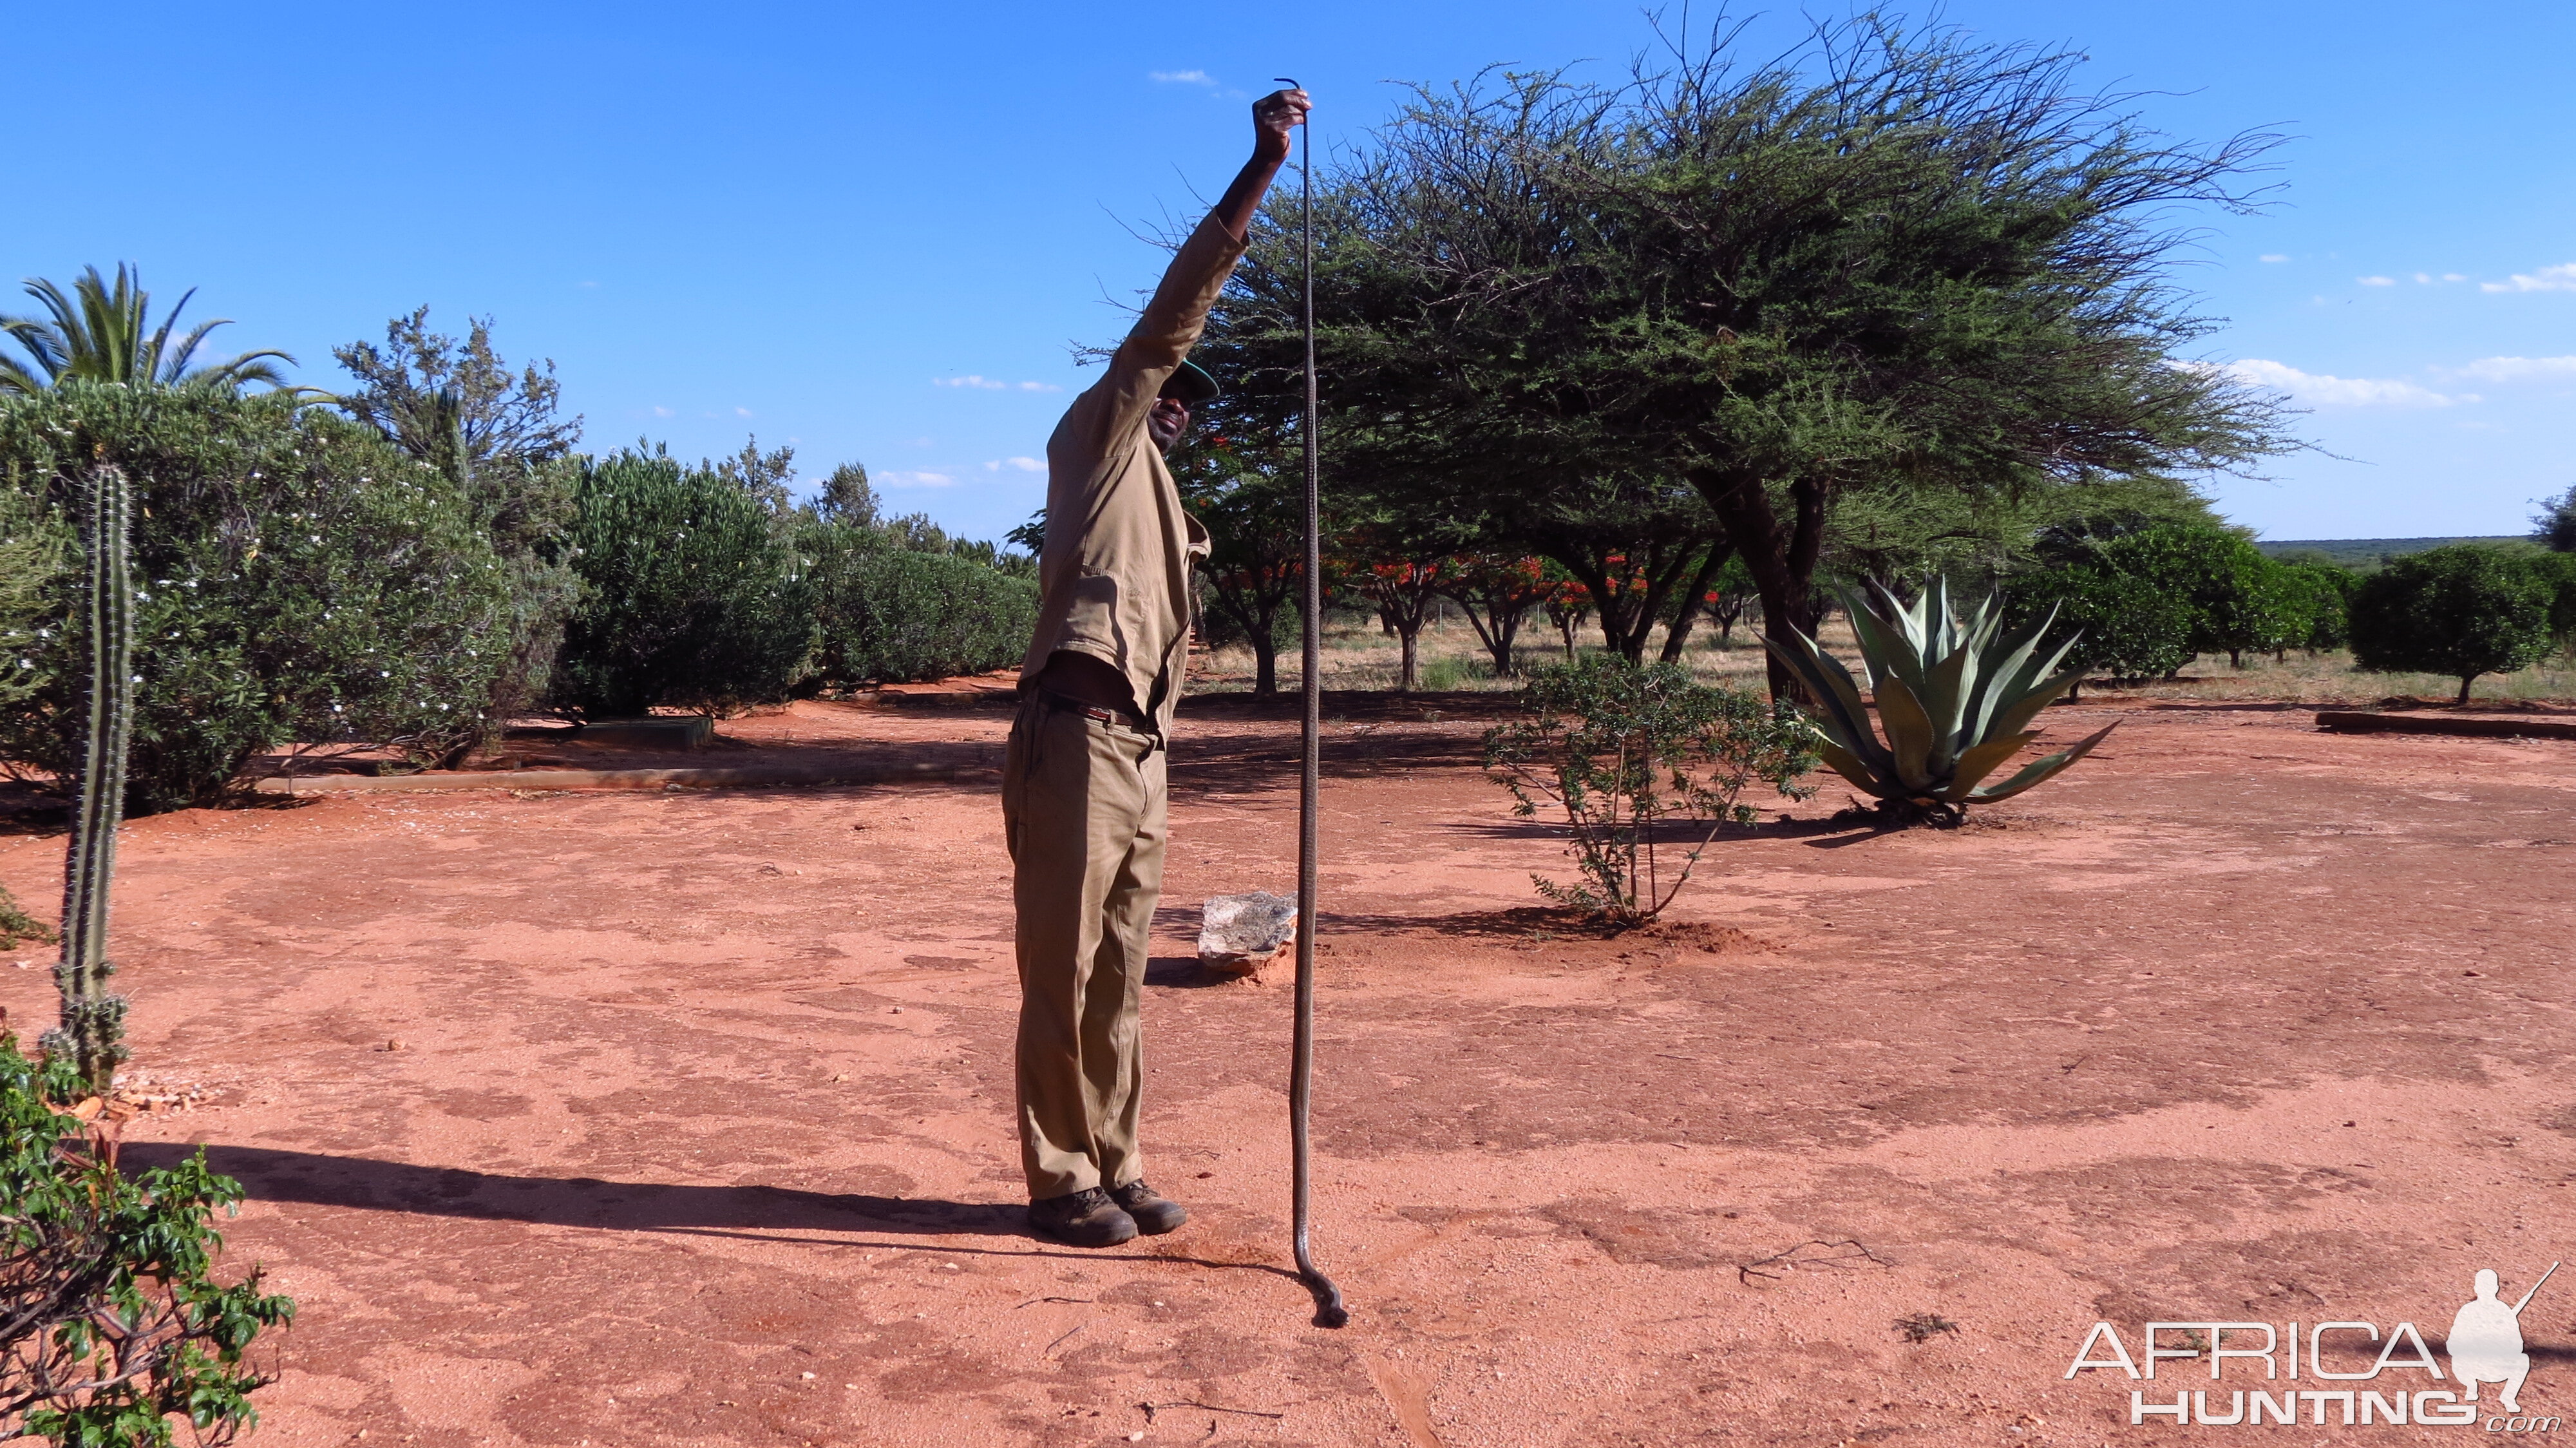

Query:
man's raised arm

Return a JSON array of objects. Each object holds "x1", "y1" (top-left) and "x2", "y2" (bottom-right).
[{"x1": 1090, "y1": 89, "x2": 1309, "y2": 414}]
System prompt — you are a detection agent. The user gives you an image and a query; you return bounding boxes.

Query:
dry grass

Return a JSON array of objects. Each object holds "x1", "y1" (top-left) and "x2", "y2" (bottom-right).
[{"x1": 1189, "y1": 612, "x2": 2576, "y2": 707}]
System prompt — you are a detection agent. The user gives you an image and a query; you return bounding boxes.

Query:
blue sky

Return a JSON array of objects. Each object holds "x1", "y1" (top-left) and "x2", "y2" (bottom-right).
[{"x1": 12, "y1": 2, "x2": 2570, "y2": 545}]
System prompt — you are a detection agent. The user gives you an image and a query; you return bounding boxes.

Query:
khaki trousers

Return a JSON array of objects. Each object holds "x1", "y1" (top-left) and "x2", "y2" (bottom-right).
[{"x1": 1001, "y1": 691, "x2": 1168, "y2": 1199}]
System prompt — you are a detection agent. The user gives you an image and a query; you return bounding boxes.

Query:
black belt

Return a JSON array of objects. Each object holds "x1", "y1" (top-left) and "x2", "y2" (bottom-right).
[{"x1": 1033, "y1": 687, "x2": 1155, "y2": 736}]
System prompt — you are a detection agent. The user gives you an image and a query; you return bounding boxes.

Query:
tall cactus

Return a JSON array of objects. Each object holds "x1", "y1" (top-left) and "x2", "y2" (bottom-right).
[{"x1": 44, "y1": 463, "x2": 137, "y2": 1093}]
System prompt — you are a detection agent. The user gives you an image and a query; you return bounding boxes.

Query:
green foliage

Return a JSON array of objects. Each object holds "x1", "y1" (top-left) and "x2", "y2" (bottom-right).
[
  {"x1": 1, "y1": 1030, "x2": 294, "y2": 1447},
  {"x1": 2531, "y1": 485, "x2": 2576, "y2": 554},
  {"x1": 0, "y1": 383, "x2": 525, "y2": 811},
  {"x1": 554, "y1": 448, "x2": 818, "y2": 716},
  {"x1": 45, "y1": 466, "x2": 137, "y2": 1092},
  {"x1": 1218, "y1": 20, "x2": 2291, "y2": 699},
  {"x1": 1172, "y1": 435, "x2": 1304, "y2": 694},
  {"x1": 2009, "y1": 522, "x2": 2338, "y2": 678},
  {"x1": 2524, "y1": 551, "x2": 2576, "y2": 643},
  {"x1": 813, "y1": 462, "x2": 880, "y2": 528},
  {"x1": 332, "y1": 308, "x2": 582, "y2": 507},
  {"x1": 0, "y1": 481, "x2": 64, "y2": 718},
  {"x1": 1483, "y1": 656, "x2": 1814, "y2": 924},
  {"x1": 0, "y1": 882, "x2": 52, "y2": 951},
  {"x1": 1767, "y1": 580, "x2": 2117, "y2": 824},
  {"x1": 811, "y1": 541, "x2": 1036, "y2": 685},
  {"x1": 2349, "y1": 546, "x2": 2555, "y2": 703},
  {"x1": 2005, "y1": 564, "x2": 2196, "y2": 683},
  {"x1": 0, "y1": 266, "x2": 294, "y2": 397},
  {"x1": 2255, "y1": 536, "x2": 2530, "y2": 571},
  {"x1": 334, "y1": 310, "x2": 592, "y2": 733},
  {"x1": 2098, "y1": 526, "x2": 2300, "y2": 665},
  {"x1": 2279, "y1": 560, "x2": 2359, "y2": 651}
]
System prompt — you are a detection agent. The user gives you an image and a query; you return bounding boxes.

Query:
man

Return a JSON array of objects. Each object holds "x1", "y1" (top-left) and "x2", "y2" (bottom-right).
[{"x1": 1005, "y1": 86, "x2": 1309, "y2": 1246}]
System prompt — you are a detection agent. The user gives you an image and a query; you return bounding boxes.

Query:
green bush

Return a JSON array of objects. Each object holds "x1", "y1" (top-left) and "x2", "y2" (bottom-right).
[
  {"x1": 1, "y1": 1029, "x2": 294, "y2": 1445},
  {"x1": 2009, "y1": 523, "x2": 2331, "y2": 679},
  {"x1": 2103, "y1": 525, "x2": 2301, "y2": 665},
  {"x1": 1483, "y1": 656, "x2": 1814, "y2": 924},
  {"x1": 0, "y1": 481, "x2": 64, "y2": 718},
  {"x1": 2005, "y1": 564, "x2": 2195, "y2": 683},
  {"x1": 553, "y1": 448, "x2": 818, "y2": 716},
  {"x1": 817, "y1": 546, "x2": 1036, "y2": 684},
  {"x1": 2280, "y1": 560, "x2": 2359, "y2": 651},
  {"x1": 2349, "y1": 545, "x2": 2553, "y2": 703},
  {"x1": 2523, "y1": 549, "x2": 2576, "y2": 645},
  {"x1": 0, "y1": 383, "x2": 524, "y2": 811}
]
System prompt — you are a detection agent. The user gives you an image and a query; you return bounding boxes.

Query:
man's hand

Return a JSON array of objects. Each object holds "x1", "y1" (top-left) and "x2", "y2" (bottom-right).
[
  {"x1": 1253, "y1": 88, "x2": 1310, "y2": 162},
  {"x1": 1214, "y1": 89, "x2": 1310, "y2": 242}
]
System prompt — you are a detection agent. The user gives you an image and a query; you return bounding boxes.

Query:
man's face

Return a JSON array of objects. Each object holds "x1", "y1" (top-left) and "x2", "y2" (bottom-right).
[{"x1": 1148, "y1": 394, "x2": 1191, "y2": 453}]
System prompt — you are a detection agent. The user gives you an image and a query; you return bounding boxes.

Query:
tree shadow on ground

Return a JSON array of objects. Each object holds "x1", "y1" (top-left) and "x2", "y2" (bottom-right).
[
  {"x1": 119, "y1": 1143, "x2": 1308, "y2": 1279},
  {"x1": 1438, "y1": 813, "x2": 1893, "y2": 850},
  {"x1": 1167, "y1": 733, "x2": 1488, "y2": 799}
]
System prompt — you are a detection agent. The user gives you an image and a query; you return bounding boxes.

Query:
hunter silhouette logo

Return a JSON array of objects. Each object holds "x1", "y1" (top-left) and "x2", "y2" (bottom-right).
[
  {"x1": 2452, "y1": 1264, "x2": 2555, "y2": 1416},
  {"x1": 2065, "y1": 1261, "x2": 2559, "y2": 1429}
]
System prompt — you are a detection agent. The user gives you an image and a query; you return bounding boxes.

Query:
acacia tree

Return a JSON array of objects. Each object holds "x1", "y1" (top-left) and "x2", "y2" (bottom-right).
[
  {"x1": 1172, "y1": 435, "x2": 1304, "y2": 694},
  {"x1": 1293, "y1": 18, "x2": 2289, "y2": 698},
  {"x1": 1438, "y1": 551, "x2": 1549, "y2": 676}
]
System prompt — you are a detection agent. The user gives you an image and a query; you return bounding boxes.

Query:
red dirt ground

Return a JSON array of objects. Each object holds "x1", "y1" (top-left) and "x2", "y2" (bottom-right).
[{"x1": 3, "y1": 697, "x2": 2571, "y2": 1447}]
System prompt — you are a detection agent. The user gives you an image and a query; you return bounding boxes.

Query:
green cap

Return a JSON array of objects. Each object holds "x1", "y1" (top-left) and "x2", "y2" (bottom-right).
[{"x1": 1160, "y1": 359, "x2": 1220, "y2": 404}]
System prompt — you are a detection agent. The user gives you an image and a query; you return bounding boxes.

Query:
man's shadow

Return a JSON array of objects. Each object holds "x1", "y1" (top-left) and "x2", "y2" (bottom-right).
[
  {"x1": 123, "y1": 1142, "x2": 1012, "y2": 1236},
  {"x1": 118, "y1": 1143, "x2": 1306, "y2": 1281}
]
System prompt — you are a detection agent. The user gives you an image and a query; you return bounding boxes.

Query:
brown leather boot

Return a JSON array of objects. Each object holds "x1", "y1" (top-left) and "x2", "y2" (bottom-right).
[
  {"x1": 1028, "y1": 1187, "x2": 1138, "y2": 1247},
  {"x1": 1107, "y1": 1179, "x2": 1188, "y2": 1235}
]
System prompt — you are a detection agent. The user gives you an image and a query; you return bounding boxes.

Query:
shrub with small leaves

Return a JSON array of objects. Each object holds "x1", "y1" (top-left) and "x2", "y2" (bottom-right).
[
  {"x1": 810, "y1": 537, "x2": 1036, "y2": 685},
  {"x1": 0, "y1": 882, "x2": 51, "y2": 951},
  {"x1": 553, "y1": 448, "x2": 818, "y2": 716},
  {"x1": 1484, "y1": 656, "x2": 1814, "y2": 925},
  {"x1": 0, "y1": 481, "x2": 64, "y2": 719},
  {"x1": 1, "y1": 1027, "x2": 294, "y2": 1446},
  {"x1": 0, "y1": 382, "x2": 526, "y2": 809}
]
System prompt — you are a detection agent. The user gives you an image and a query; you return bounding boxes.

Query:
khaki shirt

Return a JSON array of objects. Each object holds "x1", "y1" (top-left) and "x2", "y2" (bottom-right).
[{"x1": 1018, "y1": 214, "x2": 1244, "y2": 730}]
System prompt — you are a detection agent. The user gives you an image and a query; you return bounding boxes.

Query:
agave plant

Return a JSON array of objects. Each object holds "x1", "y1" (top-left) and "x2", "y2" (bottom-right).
[{"x1": 1763, "y1": 579, "x2": 2116, "y2": 824}]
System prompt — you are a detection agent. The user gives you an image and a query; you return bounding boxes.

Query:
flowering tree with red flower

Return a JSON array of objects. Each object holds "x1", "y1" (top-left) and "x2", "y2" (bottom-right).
[{"x1": 1435, "y1": 552, "x2": 1551, "y2": 676}]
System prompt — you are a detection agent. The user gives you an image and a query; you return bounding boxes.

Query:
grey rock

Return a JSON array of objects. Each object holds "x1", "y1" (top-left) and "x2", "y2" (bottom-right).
[{"x1": 1198, "y1": 891, "x2": 1297, "y2": 975}]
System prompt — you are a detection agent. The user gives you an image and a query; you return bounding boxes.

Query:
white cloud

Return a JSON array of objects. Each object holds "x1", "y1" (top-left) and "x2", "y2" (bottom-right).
[
  {"x1": 2357, "y1": 275, "x2": 2397, "y2": 287},
  {"x1": 2259, "y1": 253, "x2": 2290, "y2": 263},
  {"x1": 880, "y1": 470, "x2": 954, "y2": 489},
  {"x1": 2221, "y1": 358, "x2": 2463, "y2": 408},
  {"x1": 983, "y1": 456, "x2": 1045, "y2": 473},
  {"x1": 2482, "y1": 262, "x2": 2576, "y2": 294},
  {"x1": 2450, "y1": 355, "x2": 2576, "y2": 383},
  {"x1": 734, "y1": 406, "x2": 753, "y2": 417},
  {"x1": 652, "y1": 405, "x2": 675, "y2": 418},
  {"x1": 934, "y1": 375, "x2": 1062, "y2": 393},
  {"x1": 1150, "y1": 69, "x2": 1215, "y2": 85}
]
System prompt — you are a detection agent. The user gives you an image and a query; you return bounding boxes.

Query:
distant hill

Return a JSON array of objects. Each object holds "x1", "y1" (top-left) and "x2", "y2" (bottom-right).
[{"x1": 2256, "y1": 536, "x2": 2535, "y2": 568}]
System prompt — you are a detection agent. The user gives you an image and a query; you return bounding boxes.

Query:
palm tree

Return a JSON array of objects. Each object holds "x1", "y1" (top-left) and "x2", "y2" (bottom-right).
[{"x1": 0, "y1": 263, "x2": 295, "y2": 395}]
